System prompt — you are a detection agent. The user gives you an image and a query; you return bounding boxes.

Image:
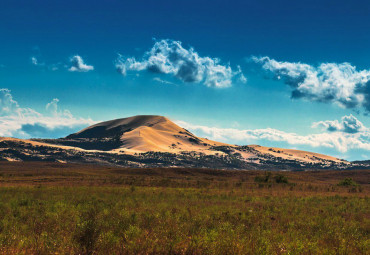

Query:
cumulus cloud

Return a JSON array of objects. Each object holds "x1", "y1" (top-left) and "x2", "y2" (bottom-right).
[
  {"x1": 116, "y1": 39, "x2": 246, "y2": 88},
  {"x1": 0, "y1": 88, "x2": 20, "y2": 116},
  {"x1": 175, "y1": 117, "x2": 370, "y2": 153},
  {"x1": 68, "y1": 55, "x2": 94, "y2": 72},
  {"x1": 253, "y1": 56, "x2": 370, "y2": 112},
  {"x1": 312, "y1": 114, "x2": 367, "y2": 133},
  {"x1": 0, "y1": 89, "x2": 94, "y2": 138}
]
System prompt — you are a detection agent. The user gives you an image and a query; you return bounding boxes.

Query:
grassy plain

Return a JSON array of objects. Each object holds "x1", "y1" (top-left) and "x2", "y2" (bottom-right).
[{"x1": 0, "y1": 162, "x2": 368, "y2": 254}]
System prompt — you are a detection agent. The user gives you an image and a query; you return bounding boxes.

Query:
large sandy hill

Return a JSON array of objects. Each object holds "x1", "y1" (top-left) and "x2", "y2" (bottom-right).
[
  {"x1": 66, "y1": 115, "x2": 227, "y2": 154},
  {"x1": 0, "y1": 115, "x2": 348, "y2": 167}
]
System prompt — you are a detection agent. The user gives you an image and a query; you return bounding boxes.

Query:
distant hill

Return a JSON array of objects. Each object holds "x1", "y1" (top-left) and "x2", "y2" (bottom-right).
[{"x1": 0, "y1": 115, "x2": 359, "y2": 170}]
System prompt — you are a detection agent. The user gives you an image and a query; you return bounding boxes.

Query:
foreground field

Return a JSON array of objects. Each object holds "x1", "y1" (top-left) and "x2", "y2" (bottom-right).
[{"x1": 0, "y1": 162, "x2": 368, "y2": 254}]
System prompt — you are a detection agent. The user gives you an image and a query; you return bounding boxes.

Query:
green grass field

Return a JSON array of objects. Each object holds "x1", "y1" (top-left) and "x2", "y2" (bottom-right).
[{"x1": 0, "y1": 162, "x2": 368, "y2": 254}]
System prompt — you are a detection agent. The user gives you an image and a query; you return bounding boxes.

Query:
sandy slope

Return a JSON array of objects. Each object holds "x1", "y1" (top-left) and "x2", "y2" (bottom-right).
[{"x1": 249, "y1": 145, "x2": 346, "y2": 163}]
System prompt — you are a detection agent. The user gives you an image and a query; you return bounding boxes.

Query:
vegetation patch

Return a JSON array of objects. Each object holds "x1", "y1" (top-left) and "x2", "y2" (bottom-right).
[
  {"x1": 0, "y1": 162, "x2": 367, "y2": 254},
  {"x1": 254, "y1": 172, "x2": 289, "y2": 184},
  {"x1": 338, "y1": 177, "x2": 358, "y2": 187}
]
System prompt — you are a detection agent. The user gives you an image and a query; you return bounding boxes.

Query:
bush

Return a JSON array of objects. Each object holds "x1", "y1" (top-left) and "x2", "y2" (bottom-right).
[
  {"x1": 274, "y1": 174, "x2": 288, "y2": 184},
  {"x1": 74, "y1": 206, "x2": 101, "y2": 255},
  {"x1": 254, "y1": 173, "x2": 288, "y2": 184},
  {"x1": 338, "y1": 178, "x2": 358, "y2": 187},
  {"x1": 254, "y1": 172, "x2": 271, "y2": 183}
]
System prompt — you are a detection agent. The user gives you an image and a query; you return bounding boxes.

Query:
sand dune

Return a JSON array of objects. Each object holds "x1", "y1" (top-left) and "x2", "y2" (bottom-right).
[
  {"x1": 0, "y1": 115, "x2": 348, "y2": 166},
  {"x1": 68, "y1": 115, "x2": 228, "y2": 154},
  {"x1": 65, "y1": 115, "x2": 347, "y2": 164}
]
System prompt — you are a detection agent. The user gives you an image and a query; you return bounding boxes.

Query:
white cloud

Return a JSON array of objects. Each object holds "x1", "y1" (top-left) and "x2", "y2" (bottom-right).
[
  {"x1": 68, "y1": 55, "x2": 94, "y2": 72},
  {"x1": 46, "y1": 98, "x2": 59, "y2": 116},
  {"x1": 253, "y1": 56, "x2": 370, "y2": 112},
  {"x1": 116, "y1": 39, "x2": 246, "y2": 88},
  {"x1": 153, "y1": 77, "x2": 177, "y2": 85},
  {"x1": 0, "y1": 88, "x2": 20, "y2": 116},
  {"x1": 30, "y1": 56, "x2": 63, "y2": 71},
  {"x1": 238, "y1": 73, "x2": 247, "y2": 84},
  {"x1": 0, "y1": 89, "x2": 94, "y2": 138},
  {"x1": 49, "y1": 64, "x2": 60, "y2": 71},
  {"x1": 175, "y1": 117, "x2": 370, "y2": 153},
  {"x1": 31, "y1": 57, "x2": 40, "y2": 66},
  {"x1": 313, "y1": 114, "x2": 367, "y2": 133}
]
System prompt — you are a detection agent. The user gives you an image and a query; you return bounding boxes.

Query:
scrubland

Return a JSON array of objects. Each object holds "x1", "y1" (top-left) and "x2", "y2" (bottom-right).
[{"x1": 0, "y1": 162, "x2": 368, "y2": 254}]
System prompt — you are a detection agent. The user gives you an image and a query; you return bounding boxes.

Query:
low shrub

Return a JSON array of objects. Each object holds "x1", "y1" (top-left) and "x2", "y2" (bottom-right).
[
  {"x1": 255, "y1": 172, "x2": 288, "y2": 184},
  {"x1": 274, "y1": 174, "x2": 288, "y2": 183},
  {"x1": 338, "y1": 178, "x2": 358, "y2": 187},
  {"x1": 254, "y1": 172, "x2": 271, "y2": 183}
]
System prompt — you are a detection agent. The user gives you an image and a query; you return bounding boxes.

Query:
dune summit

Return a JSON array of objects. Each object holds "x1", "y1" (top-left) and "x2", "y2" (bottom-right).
[
  {"x1": 66, "y1": 115, "x2": 227, "y2": 153},
  {"x1": 0, "y1": 115, "x2": 357, "y2": 169},
  {"x1": 67, "y1": 115, "x2": 171, "y2": 139}
]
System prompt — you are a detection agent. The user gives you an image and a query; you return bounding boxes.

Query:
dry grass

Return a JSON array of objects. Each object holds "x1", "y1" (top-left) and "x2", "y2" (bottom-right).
[{"x1": 0, "y1": 162, "x2": 368, "y2": 254}]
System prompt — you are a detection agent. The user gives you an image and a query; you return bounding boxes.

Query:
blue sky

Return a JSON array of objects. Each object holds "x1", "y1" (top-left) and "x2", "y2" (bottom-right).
[{"x1": 0, "y1": 0, "x2": 369, "y2": 160}]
